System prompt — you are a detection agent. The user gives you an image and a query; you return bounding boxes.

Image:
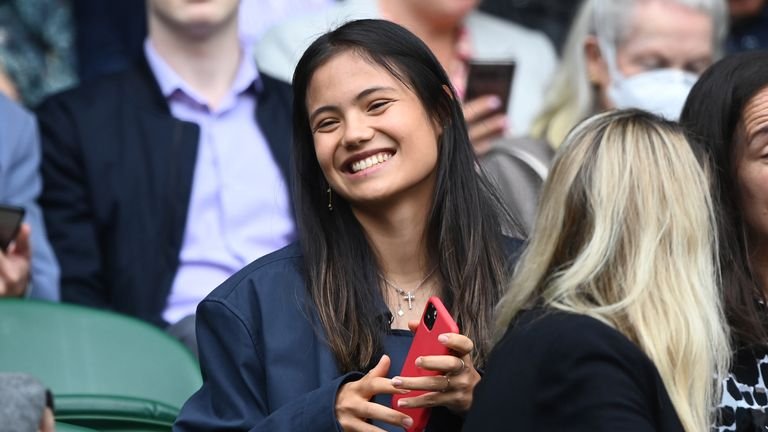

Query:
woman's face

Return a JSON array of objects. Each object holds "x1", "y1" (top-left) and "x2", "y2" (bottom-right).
[
  {"x1": 735, "y1": 86, "x2": 768, "y2": 247},
  {"x1": 306, "y1": 51, "x2": 441, "y2": 210}
]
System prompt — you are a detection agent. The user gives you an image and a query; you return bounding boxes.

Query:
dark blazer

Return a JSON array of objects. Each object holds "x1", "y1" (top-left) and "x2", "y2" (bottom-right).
[
  {"x1": 175, "y1": 239, "x2": 523, "y2": 431},
  {"x1": 36, "y1": 59, "x2": 293, "y2": 327},
  {"x1": 464, "y1": 309, "x2": 684, "y2": 431}
]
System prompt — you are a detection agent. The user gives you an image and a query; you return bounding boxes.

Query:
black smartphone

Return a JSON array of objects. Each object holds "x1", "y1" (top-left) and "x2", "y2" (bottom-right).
[
  {"x1": 0, "y1": 204, "x2": 25, "y2": 252},
  {"x1": 464, "y1": 60, "x2": 516, "y2": 116}
]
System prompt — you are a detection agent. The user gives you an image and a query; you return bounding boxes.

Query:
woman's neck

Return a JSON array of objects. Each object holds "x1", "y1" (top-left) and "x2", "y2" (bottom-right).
[{"x1": 353, "y1": 197, "x2": 433, "y2": 283}]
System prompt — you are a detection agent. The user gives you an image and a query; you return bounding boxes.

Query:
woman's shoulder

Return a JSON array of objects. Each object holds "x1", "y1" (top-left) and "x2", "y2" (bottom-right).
[
  {"x1": 498, "y1": 309, "x2": 654, "y2": 369},
  {"x1": 204, "y1": 242, "x2": 306, "y2": 305}
]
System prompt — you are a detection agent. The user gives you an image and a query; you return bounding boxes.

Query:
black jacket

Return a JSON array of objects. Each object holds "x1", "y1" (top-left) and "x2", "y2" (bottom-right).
[
  {"x1": 464, "y1": 309, "x2": 684, "y2": 431},
  {"x1": 37, "y1": 58, "x2": 293, "y2": 327}
]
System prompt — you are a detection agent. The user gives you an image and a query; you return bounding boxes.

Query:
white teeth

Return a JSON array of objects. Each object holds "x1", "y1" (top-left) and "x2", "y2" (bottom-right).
[{"x1": 351, "y1": 152, "x2": 391, "y2": 173}]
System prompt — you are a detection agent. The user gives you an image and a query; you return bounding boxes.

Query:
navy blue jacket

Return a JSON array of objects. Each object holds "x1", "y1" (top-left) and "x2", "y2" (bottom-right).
[
  {"x1": 174, "y1": 239, "x2": 522, "y2": 431},
  {"x1": 36, "y1": 59, "x2": 293, "y2": 327}
]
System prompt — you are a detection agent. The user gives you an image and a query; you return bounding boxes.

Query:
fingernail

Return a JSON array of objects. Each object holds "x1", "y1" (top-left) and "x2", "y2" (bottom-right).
[
  {"x1": 402, "y1": 417, "x2": 414, "y2": 428},
  {"x1": 438, "y1": 334, "x2": 449, "y2": 343},
  {"x1": 398, "y1": 399, "x2": 409, "y2": 408},
  {"x1": 415, "y1": 357, "x2": 423, "y2": 367},
  {"x1": 392, "y1": 377, "x2": 402, "y2": 387},
  {"x1": 488, "y1": 96, "x2": 502, "y2": 109}
]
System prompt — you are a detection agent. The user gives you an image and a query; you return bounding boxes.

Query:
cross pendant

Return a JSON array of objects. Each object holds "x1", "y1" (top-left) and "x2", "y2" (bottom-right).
[{"x1": 402, "y1": 291, "x2": 415, "y2": 310}]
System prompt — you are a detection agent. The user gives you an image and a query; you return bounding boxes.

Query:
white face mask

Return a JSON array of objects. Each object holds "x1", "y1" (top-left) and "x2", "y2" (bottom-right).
[
  {"x1": 607, "y1": 68, "x2": 698, "y2": 121},
  {"x1": 596, "y1": 33, "x2": 698, "y2": 121}
]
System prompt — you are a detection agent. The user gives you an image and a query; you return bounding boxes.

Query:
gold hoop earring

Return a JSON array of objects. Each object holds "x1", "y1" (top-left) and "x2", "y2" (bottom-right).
[{"x1": 327, "y1": 187, "x2": 333, "y2": 212}]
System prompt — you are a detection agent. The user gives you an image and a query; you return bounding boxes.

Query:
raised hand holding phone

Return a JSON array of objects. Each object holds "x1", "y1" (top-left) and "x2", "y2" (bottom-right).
[
  {"x1": 391, "y1": 297, "x2": 481, "y2": 432},
  {"x1": 462, "y1": 60, "x2": 516, "y2": 155}
]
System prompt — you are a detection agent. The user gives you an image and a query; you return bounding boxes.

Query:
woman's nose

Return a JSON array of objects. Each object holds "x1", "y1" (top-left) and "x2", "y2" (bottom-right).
[{"x1": 341, "y1": 114, "x2": 374, "y2": 147}]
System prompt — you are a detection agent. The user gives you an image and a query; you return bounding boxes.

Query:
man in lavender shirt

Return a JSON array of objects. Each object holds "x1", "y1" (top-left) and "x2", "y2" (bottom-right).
[{"x1": 36, "y1": 0, "x2": 295, "y2": 354}]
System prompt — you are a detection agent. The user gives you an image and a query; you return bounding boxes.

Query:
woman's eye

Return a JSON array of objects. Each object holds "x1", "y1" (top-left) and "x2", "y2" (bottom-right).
[
  {"x1": 313, "y1": 119, "x2": 338, "y2": 132},
  {"x1": 368, "y1": 100, "x2": 393, "y2": 112}
]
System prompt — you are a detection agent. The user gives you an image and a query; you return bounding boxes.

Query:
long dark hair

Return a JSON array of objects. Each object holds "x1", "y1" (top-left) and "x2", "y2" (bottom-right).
[
  {"x1": 290, "y1": 19, "x2": 516, "y2": 372},
  {"x1": 680, "y1": 51, "x2": 768, "y2": 348}
]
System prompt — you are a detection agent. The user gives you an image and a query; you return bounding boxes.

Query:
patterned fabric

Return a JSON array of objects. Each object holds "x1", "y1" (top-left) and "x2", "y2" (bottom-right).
[
  {"x1": 0, "y1": 0, "x2": 77, "y2": 107},
  {"x1": 716, "y1": 346, "x2": 768, "y2": 431}
]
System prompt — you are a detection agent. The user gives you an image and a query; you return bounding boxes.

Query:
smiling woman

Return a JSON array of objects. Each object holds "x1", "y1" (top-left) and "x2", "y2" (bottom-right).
[
  {"x1": 307, "y1": 52, "x2": 441, "y2": 208},
  {"x1": 174, "y1": 18, "x2": 522, "y2": 432}
]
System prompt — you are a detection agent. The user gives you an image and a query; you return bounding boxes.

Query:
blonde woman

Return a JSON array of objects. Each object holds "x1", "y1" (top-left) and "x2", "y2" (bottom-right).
[{"x1": 464, "y1": 109, "x2": 730, "y2": 431}]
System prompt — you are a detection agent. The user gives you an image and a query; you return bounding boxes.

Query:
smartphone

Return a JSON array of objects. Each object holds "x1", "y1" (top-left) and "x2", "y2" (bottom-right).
[
  {"x1": 0, "y1": 204, "x2": 24, "y2": 252},
  {"x1": 464, "y1": 60, "x2": 516, "y2": 117},
  {"x1": 392, "y1": 297, "x2": 460, "y2": 432}
]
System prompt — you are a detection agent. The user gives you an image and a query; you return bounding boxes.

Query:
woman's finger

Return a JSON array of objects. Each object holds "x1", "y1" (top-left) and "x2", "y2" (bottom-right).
[
  {"x1": 467, "y1": 113, "x2": 506, "y2": 143},
  {"x1": 351, "y1": 401, "x2": 413, "y2": 430},
  {"x1": 412, "y1": 355, "x2": 466, "y2": 374},
  {"x1": 392, "y1": 374, "x2": 453, "y2": 393},
  {"x1": 463, "y1": 95, "x2": 502, "y2": 123},
  {"x1": 437, "y1": 333, "x2": 474, "y2": 356}
]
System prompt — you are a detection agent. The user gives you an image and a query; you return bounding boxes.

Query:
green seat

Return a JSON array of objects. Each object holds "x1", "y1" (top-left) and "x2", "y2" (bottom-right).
[
  {"x1": 56, "y1": 421, "x2": 100, "y2": 432},
  {"x1": 0, "y1": 299, "x2": 202, "y2": 430}
]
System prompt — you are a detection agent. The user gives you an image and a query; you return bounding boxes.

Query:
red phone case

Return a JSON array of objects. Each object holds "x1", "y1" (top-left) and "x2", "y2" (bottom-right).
[{"x1": 392, "y1": 297, "x2": 460, "y2": 432}]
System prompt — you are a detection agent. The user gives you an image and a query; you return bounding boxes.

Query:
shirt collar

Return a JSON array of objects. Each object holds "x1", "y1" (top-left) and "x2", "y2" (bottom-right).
[{"x1": 143, "y1": 38, "x2": 261, "y2": 108}]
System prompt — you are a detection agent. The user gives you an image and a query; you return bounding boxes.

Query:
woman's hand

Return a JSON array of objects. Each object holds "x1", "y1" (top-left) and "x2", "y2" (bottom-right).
[
  {"x1": 335, "y1": 355, "x2": 414, "y2": 431},
  {"x1": 0, "y1": 223, "x2": 31, "y2": 297},
  {"x1": 463, "y1": 95, "x2": 508, "y2": 156},
  {"x1": 391, "y1": 321, "x2": 481, "y2": 414}
]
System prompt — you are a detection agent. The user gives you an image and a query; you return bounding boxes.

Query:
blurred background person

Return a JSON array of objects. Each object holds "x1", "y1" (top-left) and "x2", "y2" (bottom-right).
[
  {"x1": 37, "y1": 0, "x2": 295, "y2": 355},
  {"x1": 0, "y1": 0, "x2": 77, "y2": 107},
  {"x1": 0, "y1": 93, "x2": 59, "y2": 300},
  {"x1": 680, "y1": 50, "x2": 768, "y2": 431},
  {"x1": 531, "y1": 0, "x2": 727, "y2": 149},
  {"x1": 726, "y1": 0, "x2": 768, "y2": 52},
  {"x1": 255, "y1": 0, "x2": 558, "y2": 152},
  {"x1": 74, "y1": 0, "x2": 337, "y2": 83},
  {"x1": 466, "y1": 110, "x2": 730, "y2": 431}
]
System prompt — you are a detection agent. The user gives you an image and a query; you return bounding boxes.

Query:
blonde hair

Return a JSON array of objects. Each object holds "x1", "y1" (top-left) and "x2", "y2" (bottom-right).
[
  {"x1": 530, "y1": 0, "x2": 728, "y2": 148},
  {"x1": 498, "y1": 109, "x2": 730, "y2": 431}
]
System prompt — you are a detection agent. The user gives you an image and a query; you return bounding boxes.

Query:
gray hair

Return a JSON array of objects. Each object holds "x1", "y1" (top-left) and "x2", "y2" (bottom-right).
[
  {"x1": 531, "y1": 0, "x2": 728, "y2": 147},
  {"x1": 592, "y1": 0, "x2": 728, "y2": 55}
]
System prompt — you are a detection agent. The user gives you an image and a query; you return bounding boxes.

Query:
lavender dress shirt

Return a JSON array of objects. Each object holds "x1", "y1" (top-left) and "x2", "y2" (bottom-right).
[{"x1": 144, "y1": 40, "x2": 295, "y2": 324}]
